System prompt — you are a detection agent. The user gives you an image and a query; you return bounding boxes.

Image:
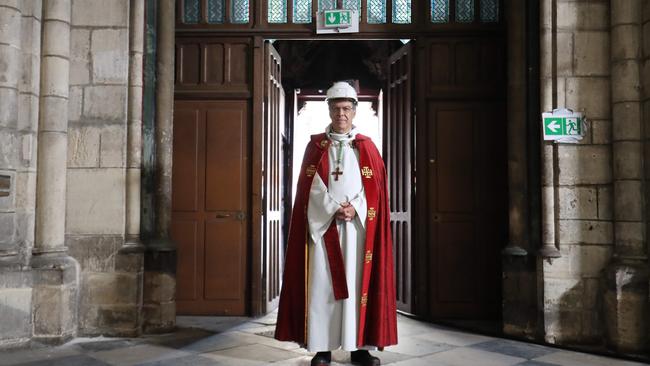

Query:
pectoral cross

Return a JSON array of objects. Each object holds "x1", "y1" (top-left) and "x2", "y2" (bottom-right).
[{"x1": 331, "y1": 166, "x2": 343, "y2": 181}]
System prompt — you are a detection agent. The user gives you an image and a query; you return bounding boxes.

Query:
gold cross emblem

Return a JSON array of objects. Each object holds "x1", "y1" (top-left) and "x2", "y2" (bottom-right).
[
  {"x1": 367, "y1": 207, "x2": 376, "y2": 221},
  {"x1": 361, "y1": 166, "x2": 373, "y2": 179},
  {"x1": 320, "y1": 140, "x2": 329, "y2": 148},
  {"x1": 306, "y1": 164, "x2": 317, "y2": 177},
  {"x1": 361, "y1": 293, "x2": 368, "y2": 306},
  {"x1": 365, "y1": 250, "x2": 373, "y2": 264}
]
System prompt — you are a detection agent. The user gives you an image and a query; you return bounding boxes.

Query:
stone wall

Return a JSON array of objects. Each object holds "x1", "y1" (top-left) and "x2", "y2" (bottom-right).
[
  {"x1": 539, "y1": 0, "x2": 612, "y2": 345},
  {"x1": 0, "y1": 0, "x2": 41, "y2": 348},
  {"x1": 66, "y1": 0, "x2": 143, "y2": 336}
]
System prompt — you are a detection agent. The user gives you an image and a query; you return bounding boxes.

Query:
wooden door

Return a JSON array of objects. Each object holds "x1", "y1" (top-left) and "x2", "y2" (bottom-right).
[
  {"x1": 426, "y1": 102, "x2": 505, "y2": 318},
  {"x1": 417, "y1": 38, "x2": 506, "y2": 319},
  {"x1": 173, "y1": 100, "x2": 249, "y2": 315},
  {"x1": 385, "y1": 42, "x2": 414, "y2": 314},
  {"x1": 263, "y1": 42, "x2": 284, "y2": 311}
]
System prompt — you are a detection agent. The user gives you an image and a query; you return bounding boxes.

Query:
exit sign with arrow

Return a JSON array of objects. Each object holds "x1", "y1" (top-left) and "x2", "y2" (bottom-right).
[
  {"x1": 316, "y1": 9, "x2": 359, "y2": 34},
  {"x1": 324, "y1": 10, "x2": 351, "y2": 27},
  {"x1": 542, "y1": 108, "x2": 586, "y2": 142}
]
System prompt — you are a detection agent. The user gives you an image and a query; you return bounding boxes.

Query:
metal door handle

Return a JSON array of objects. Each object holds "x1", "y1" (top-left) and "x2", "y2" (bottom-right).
[{"x1": 215, "y1": 213, "x2": 231, "y2": 218}]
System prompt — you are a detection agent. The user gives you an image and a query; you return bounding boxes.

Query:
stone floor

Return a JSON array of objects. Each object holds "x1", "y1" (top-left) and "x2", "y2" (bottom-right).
[{"x1": 1, "y1": 313, "x2": 648, "y2": 366}]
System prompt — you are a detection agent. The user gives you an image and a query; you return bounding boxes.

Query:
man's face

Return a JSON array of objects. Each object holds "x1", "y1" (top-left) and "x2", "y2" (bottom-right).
[{"x1": 328, "y1": 99, "x2": 356, "y2": 134}]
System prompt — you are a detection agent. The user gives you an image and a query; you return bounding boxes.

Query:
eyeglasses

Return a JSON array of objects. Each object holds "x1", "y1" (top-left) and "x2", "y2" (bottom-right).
[{"x1": 329, "y1": 106, "x2": 355, "y2": 114}]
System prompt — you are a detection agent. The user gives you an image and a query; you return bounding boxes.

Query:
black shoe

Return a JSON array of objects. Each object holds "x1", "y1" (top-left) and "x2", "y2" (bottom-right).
[
  {"x1": 311, "y1": 351, "x2": 332, "y2": 366},
  {"x1": 351, "y1": 350, "x2": 381, "y2": 366}
]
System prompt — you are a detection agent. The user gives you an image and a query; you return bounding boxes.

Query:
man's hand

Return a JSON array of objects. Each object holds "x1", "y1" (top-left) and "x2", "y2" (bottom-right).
[{"x1": 336, "y1": 202, "x2": 356, "y2": 222}]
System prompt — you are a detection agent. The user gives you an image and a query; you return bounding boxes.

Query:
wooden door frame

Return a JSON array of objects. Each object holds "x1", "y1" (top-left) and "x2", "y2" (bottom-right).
[{"x1": 167, "y1": 0, "x2": 535, "y2": 319}]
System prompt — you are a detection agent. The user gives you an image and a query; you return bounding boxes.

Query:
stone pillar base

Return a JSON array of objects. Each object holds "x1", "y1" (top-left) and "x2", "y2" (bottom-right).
[
  {"x1": 142, "y1": 248, "x2": 176, "y2": 333},
  {"x1": 0, "y1": 263, "x2": 33, "y2": 349},
  {"x1": 31, "y1": 253, "x2": 80, "y2": 345},
  {"x1": 502, "y1": 256, "x2": 537, "y2": 339},
  {"x1": 603, "y1": 261, "x2": 648, "y2": 354}
]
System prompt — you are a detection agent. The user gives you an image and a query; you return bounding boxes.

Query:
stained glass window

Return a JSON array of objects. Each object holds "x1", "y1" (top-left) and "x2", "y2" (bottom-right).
[
  {"x1": 319, "y1": 0, "x2": 336, "y2": 11},
  {"x1": 430, "y1": 0, "x2": 448, "y2": 23},
  {"x1": 456, "y1": 0, "x2": 474, "y2": 22},
  {"x1": 207, "y1": 0, "x2": 225, "y2": 23},
  {"x1": 392, "y1": 0, "x2": 411, "y2": 24},
  {"x1": 231, "y1": 0, "x2": 250, "y2": 23},
  {"x1": 293, "y1": 0, "x2": 312, "y2": 23},
  {"x1": 268, "y1": 0, "x2": 287, "y2": 23},
  {"x1": 480, "y1": 0, "x2": 499, "y2": 22},
  {"x1": 342, "y1": 0, "x2": 360, "y2": 10},
  {"x1": 368, "y1": 0, "x2": 386, "y2": 24},
  {"x1": 183, "y1": 0, "x2": 200, "y2": 23}
]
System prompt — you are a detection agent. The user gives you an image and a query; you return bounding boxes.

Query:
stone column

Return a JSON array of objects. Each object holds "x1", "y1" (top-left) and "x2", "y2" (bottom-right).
[
  {"x1": 121, "y1": 0, "x2": 145, "y2": 253},
  {"x1": 0, "y1": 0, "x2": 23, "y2": 265},
  {"x1": 31, "y1": 0, "x2": 79, "y2": 344},
  {"x1": 143, "y1": 0, "x2": 175, "y2": 333},
  {"x1": 538, "y1": 0, "x2": 561, "y2": 260},
  {"x1": 603, "y1": 0, "x2": 648, "y2": 353},
  {"x1": 504, "y1": 0, "x2": 529, "y2": 258},
  {"x1": 501, "y1": 0, "x2": 538, "y2": 339}
]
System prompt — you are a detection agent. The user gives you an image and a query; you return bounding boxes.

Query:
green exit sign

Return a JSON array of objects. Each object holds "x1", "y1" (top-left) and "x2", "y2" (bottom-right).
[
  {"x1": 324, "y1": 10, "x2": 352, "y2": 27},
  {"x1": 542, "y1": 109, "x2": 585, "y2": 142}
]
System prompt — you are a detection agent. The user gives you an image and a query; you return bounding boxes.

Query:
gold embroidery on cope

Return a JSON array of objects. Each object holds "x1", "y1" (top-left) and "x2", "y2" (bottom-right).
[
  {"x1": 367, "y1": 207, "x2": 376, "y2": 221},
  {"x1": 320, "y1": 140, "x2": 329, "y2": 148},
  {"x1": 361, "y1": 166, "x2": 373, "y2": 179},
  {"x1": 365, "y1": 250, "x2": 373, "y2": 263},
  {"x1": 306, "y1": 164, "x2": 317, "y2": 177},
  {"x1": 361, "y1": 293, "x2": 368, "y2": 306}
]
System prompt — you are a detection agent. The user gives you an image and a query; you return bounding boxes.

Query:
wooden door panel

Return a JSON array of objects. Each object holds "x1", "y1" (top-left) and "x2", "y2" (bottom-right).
[
  {"x1": 437, "y1": 222, "x2": 476, "y2": 303},
  {"x1": 386, "y1": 43, "x2": 413, "y2": 313},
  {"x1": 173, "y1": 100, "x2": 249, "y2": 315},
  {"x1": 436, "y1": 109, "x2": 474, "y2": 213},
  {"x1": 263, "y1": 42, "x2": 283, "y2": 312},
  {"x1": 205, "y1": 105, "x2": 247, "y2": 212},
  {"x1": 171, "y1": 108, "x2": 200, "y2": 212},
  {"x1": 427, "y1": 101, "x2": 504, "y2": 319},
  {"x1": 173, "y1": 219, "x2": 200, "y2": 301},
  {"x1": 204, "y1": 220, "x2": 246, "y2": 305}
]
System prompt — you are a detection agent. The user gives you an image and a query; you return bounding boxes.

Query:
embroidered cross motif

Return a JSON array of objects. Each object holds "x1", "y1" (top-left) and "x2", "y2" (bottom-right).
[
  {"x1": 367, "y1": 207, "x2": 376, "y2": 221},
  {"x1": 361, "y1": 293, "x2": 368, "y2": 306},
  {"x1": 331, "y1": 166, "x2": 343, "y2": 181},
  {"x1": 365, "y1": 250, "x2": 373, "y2": 264},
  {"x1": 361, "y1": 166, "x2": 373, "y2": 179},
  {"x1": 306, "y1": 165, "x2": 317, "y2": 177},
  {"x1": 320, "y1": 140, "x2": 329, "y2": 148}
]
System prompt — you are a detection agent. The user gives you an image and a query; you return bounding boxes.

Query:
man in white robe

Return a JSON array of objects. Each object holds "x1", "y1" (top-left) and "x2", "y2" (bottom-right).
[{"x1": 305, "y1": 82, "x2": 380, "y2": 366}]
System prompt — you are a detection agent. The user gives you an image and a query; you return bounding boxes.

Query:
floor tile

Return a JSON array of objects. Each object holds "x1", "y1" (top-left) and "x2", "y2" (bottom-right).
[
  {"x1": 12, "y1": 354, "x2": 111, "y2": 366},
  {"x1": 135, "y1": 354, "x2": 222, "y2": 366},
  {"x1": 175, "y1": 332, "x2": 256, "y2": 353},
  {"x1": 90, "y1": 344, "x2": 192, "y2": 366},
  {"x1": 204, "y1": 343, "x2": 303, "y2": 363},
  {"x1": 471, "y1": 339, "x2": 558, "y2": 359},
  {"x1": 412, "y1": 327, "x2": 495, "y2": 347},
  {"x1": 534, "y1": 350, "x2": 649, "y2": 366},
  {"x1": 0, "y1": 346, "x2": 82, "y2": 365},
  {"x1": 514, "y1": 361, "x2": 560, "y2": 366},
  {"x1": 75, "y1": 339, "x2": 138, "y2": 352},
  {"x1": 384, "y1": 335, "x2": 455, "y2": 356},
  {"x1": 421, "y1": 347, "x2": 526, "y2": 366}
]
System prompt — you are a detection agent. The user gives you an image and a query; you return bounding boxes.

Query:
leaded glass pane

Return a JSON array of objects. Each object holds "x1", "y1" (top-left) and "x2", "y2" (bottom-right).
[
  {"x1": 268, "y1": 0, "x2": 287, "y2": 23},
  {"x1": 368, "y1": 0, "x2": 386, "y2": 24},
  {"x1": 319, "y1": 0, "x2": 336, "y2": 11},
  {"x1": 293, "y1": 0, "x2": 312, "y2": 23},
  {"x1": 392, "y1": 0, "x2": 411, "y2": 23},
  {"x1": 231, "y1": 0, "x2": 249, "y2": 23},
  {"x1": 207, "y1": 0, "x2": 225, "y2": 23},
  {"x1": 456, "y1": 0, "x2": 474, "y2": 22},
  {"x1": 342, "y1": 0, "x2": 360, "y2": 10},
  {"x1": 183, "y1": 0, "x2": 200, "y2": 23},
  {"x1": 431, "y1": 0, "x2": 448, "y2": 23},
  {"x1": 480, "y1": 0, "x2": 498, "y2": 22}
]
